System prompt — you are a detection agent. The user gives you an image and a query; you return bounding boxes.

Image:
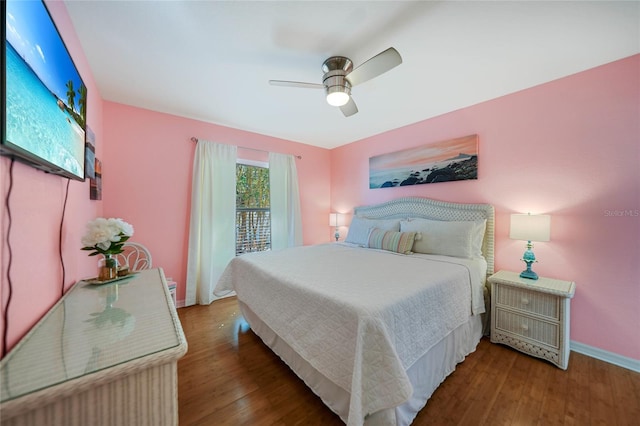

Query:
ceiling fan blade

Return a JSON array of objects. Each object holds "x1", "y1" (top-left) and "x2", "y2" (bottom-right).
[
  {"x1": 346, "y1": 47, "x2": 402, "y2": 87},
  {"x1": 340, "y1": 97, "x2": 358, "y2": 117},
  {"x1": 269, "y1": 80, "x2": 324, "y2": 89}
]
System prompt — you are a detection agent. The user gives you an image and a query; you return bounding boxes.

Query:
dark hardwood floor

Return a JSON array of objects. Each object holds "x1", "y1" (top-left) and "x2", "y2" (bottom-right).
[{"x1": 177, "y1": 297, "x2": 640, "y2": 425}]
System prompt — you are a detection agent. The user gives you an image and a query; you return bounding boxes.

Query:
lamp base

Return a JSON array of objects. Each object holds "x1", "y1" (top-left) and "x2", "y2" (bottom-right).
[
  {"x1": 519, "y1": 269, "x2": 539, "y2": 280},
  {"x1": 520, "y1": 242, "x2": 539, "y2": 280}
]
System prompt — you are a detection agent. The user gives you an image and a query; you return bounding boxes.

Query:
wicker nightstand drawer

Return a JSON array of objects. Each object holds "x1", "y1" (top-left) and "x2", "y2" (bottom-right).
[
  {"x1": 494, "y1": 285, "x2": 560, "y2": 320},
  {"x1": 494, "y1": 308, "x2": 559, "y2": 348}
]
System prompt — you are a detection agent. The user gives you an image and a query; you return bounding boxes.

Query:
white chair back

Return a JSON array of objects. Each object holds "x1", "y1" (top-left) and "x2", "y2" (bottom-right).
[{"x1": 117, "y1": 242, "x2": 152, "y2": 271}]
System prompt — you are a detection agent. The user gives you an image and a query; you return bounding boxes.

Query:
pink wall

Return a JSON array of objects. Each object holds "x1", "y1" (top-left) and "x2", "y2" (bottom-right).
[
  {"x1": 330, "y1": 55, "x2": 640, "y2": 360},
  {"x1": 102, "y1": 102, "x2": 331, "y2": 305},
  {"x1": 0, "y1": 1, "x2": 104, "y2": 355}
]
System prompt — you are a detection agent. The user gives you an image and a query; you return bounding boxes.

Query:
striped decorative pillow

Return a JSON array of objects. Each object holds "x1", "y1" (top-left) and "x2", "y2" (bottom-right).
[{"x1": 367, "y1": 228, "x2": 416, "y2": 255}]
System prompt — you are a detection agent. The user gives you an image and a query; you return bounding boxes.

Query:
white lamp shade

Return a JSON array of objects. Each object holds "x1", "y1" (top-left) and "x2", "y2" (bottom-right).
[
  {"x1": 329, "y1": 213, "x2": 345, "y2": 227},
  {"x1": 329, "y1": 213, "x2": 337, "y2": 226},
  {"x1": 510, "y1": 214, "x2": 551, "y2": 242}
]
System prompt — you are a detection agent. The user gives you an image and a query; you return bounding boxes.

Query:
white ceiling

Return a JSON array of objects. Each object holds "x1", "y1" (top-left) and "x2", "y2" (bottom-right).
[{"x1": 64, "y1": 1, "x2": 639, "y2": 149}]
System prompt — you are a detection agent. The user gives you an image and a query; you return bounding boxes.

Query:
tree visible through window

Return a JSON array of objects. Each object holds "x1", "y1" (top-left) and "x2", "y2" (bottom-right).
[{"x1": 236, "y1": 163, "x2": 270, "y2": 255}]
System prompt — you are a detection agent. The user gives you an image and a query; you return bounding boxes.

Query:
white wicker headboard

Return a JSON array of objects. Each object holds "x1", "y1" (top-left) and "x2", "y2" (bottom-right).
[{"x1": 353, "y1": 197, "x2": 495, "y2": 275}]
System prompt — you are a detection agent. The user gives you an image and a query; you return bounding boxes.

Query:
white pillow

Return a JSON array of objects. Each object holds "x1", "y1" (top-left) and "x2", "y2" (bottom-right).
[
  {"x1": 345, "y1": 217, "x2": 401, "y2": 246},
  {"x1": 400, "y1": 218, "x2": 486, "y2": 259}
]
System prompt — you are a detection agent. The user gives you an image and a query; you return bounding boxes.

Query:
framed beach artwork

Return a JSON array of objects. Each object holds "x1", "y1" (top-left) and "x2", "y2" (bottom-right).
[{"x1": 369, "y1": 134, "x2": 478, "y2": 189}]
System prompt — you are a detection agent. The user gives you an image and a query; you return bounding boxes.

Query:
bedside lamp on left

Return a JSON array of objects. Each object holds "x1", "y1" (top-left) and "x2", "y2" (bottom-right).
[{"x1": 329, "y1": 213, "x2": 345, "y2": 241}]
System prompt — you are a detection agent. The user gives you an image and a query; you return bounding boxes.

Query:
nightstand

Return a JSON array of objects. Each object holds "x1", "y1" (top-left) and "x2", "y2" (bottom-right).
[{"x1": 489, "y1": 270, "x2": 576, "y2": 369}]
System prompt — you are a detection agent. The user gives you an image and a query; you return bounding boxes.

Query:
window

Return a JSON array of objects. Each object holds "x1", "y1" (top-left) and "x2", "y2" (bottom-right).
[{"x1": 236, "y1": 162, "x2": 270, "y2": 255}]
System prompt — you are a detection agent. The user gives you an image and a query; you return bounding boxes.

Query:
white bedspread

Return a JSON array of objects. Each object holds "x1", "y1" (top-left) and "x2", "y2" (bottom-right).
[{"x1": 214, "y1": 243, "x2": 486, "y2": 426}]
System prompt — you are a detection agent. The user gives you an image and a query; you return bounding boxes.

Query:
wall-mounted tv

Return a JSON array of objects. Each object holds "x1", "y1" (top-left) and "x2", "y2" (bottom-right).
[{"x1": 1, "y1": 0, "x2": 87, "y2": 181}]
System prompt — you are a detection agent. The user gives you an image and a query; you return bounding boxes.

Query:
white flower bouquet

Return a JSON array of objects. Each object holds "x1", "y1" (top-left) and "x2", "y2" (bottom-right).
[{"x1": 81, "y1": 218, "x2": 134, "y2": 256}]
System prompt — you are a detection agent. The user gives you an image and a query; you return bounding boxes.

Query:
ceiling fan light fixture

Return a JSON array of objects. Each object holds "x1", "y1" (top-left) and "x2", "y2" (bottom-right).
[
  {"x1": 326, "y1": 90, "x2": 350, "y2": 107},
  {"x1": 269, "y1": 48, "x2": 401, "y2": 117},
  {"x1": 324, "y1": 70, "x2": 351, "y2": 107}
]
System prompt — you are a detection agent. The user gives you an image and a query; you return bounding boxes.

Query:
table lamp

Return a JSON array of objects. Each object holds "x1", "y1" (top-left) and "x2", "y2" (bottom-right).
[
  {"x1": 509, "y1": 213, "x2": 551, "y2": 280},
  {"x1": 329, "y1": 213, "x2": 344, "y2": 241}
]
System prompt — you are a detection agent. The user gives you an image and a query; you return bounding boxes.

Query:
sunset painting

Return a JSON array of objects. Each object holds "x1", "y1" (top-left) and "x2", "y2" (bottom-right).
[{"x1": 369, "y1": 135, "x2": 478, "y2": 189}]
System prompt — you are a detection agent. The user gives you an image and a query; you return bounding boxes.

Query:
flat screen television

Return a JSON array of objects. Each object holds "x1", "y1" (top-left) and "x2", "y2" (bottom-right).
[{"x1": 1, "y1": 0, "x2": 87, "y2": 181}]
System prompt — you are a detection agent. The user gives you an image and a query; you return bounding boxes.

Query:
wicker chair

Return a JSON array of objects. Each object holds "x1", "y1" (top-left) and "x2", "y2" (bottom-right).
[
  {"x1": 117, "y1": 242, "x2": 177, "y2": 306},
  {"x1": 116, "y1": 242, "x2": 153, "y2": 272}
]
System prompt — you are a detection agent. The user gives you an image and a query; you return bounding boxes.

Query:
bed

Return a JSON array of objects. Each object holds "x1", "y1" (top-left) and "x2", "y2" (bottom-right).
[{"x1": 214, "y1": 197, "x2": 495, "y2": 425}]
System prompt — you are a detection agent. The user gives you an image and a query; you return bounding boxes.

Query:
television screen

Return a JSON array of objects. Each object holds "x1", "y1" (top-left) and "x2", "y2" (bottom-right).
[{"x1": 1, "y1": 0, "x2": 87, "y2": 181}]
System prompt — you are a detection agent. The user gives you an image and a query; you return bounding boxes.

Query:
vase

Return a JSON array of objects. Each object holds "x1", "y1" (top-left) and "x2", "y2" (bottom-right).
[{"x1": 98, "y1": 254, "x2": 119, "y2": 281}]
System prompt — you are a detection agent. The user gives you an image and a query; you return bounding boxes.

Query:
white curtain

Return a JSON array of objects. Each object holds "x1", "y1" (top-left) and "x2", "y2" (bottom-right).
[
  {"x1": 185, "y1": 141, "x2": 237, "y2": 306},
  {"x1": 269, "y1": 153, "x2": 303, "y2": 249}
]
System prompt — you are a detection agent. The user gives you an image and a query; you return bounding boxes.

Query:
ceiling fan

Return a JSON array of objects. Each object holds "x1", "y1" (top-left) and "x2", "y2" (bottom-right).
[{"x1": 269, "y1": 47, "x2": 402, "y2": 117}]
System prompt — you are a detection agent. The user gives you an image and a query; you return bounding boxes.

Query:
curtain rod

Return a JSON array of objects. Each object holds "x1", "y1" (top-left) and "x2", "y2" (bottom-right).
[{"x1": 190, "y1": 137, "x2": 302, "y2": 159}]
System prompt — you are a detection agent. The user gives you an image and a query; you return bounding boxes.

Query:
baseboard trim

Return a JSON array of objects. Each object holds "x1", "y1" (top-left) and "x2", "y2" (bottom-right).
[
  {"x1": 176, "y1": 291, "x2": 235, "y2": 309},
  {"x1": 571, "y1": 341, "x2": 640, "y2": 373}
]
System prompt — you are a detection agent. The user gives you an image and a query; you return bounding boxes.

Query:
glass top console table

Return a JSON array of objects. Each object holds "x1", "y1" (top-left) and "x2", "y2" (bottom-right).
[{"x1": 0, "y1": 268, "x2": 187, "y2": 426}]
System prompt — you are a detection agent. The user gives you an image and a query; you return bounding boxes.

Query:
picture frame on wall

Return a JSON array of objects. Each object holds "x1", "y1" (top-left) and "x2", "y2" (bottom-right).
[
  {"x1": 90, "y1": 158, "x2": 102, "y2": 200},
  {"x1": 85, "y1": 126, "x2": 96, "y2": 180},
  {"x1": 369, "y1": 134, "x2": 478, "y2": 189}
]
